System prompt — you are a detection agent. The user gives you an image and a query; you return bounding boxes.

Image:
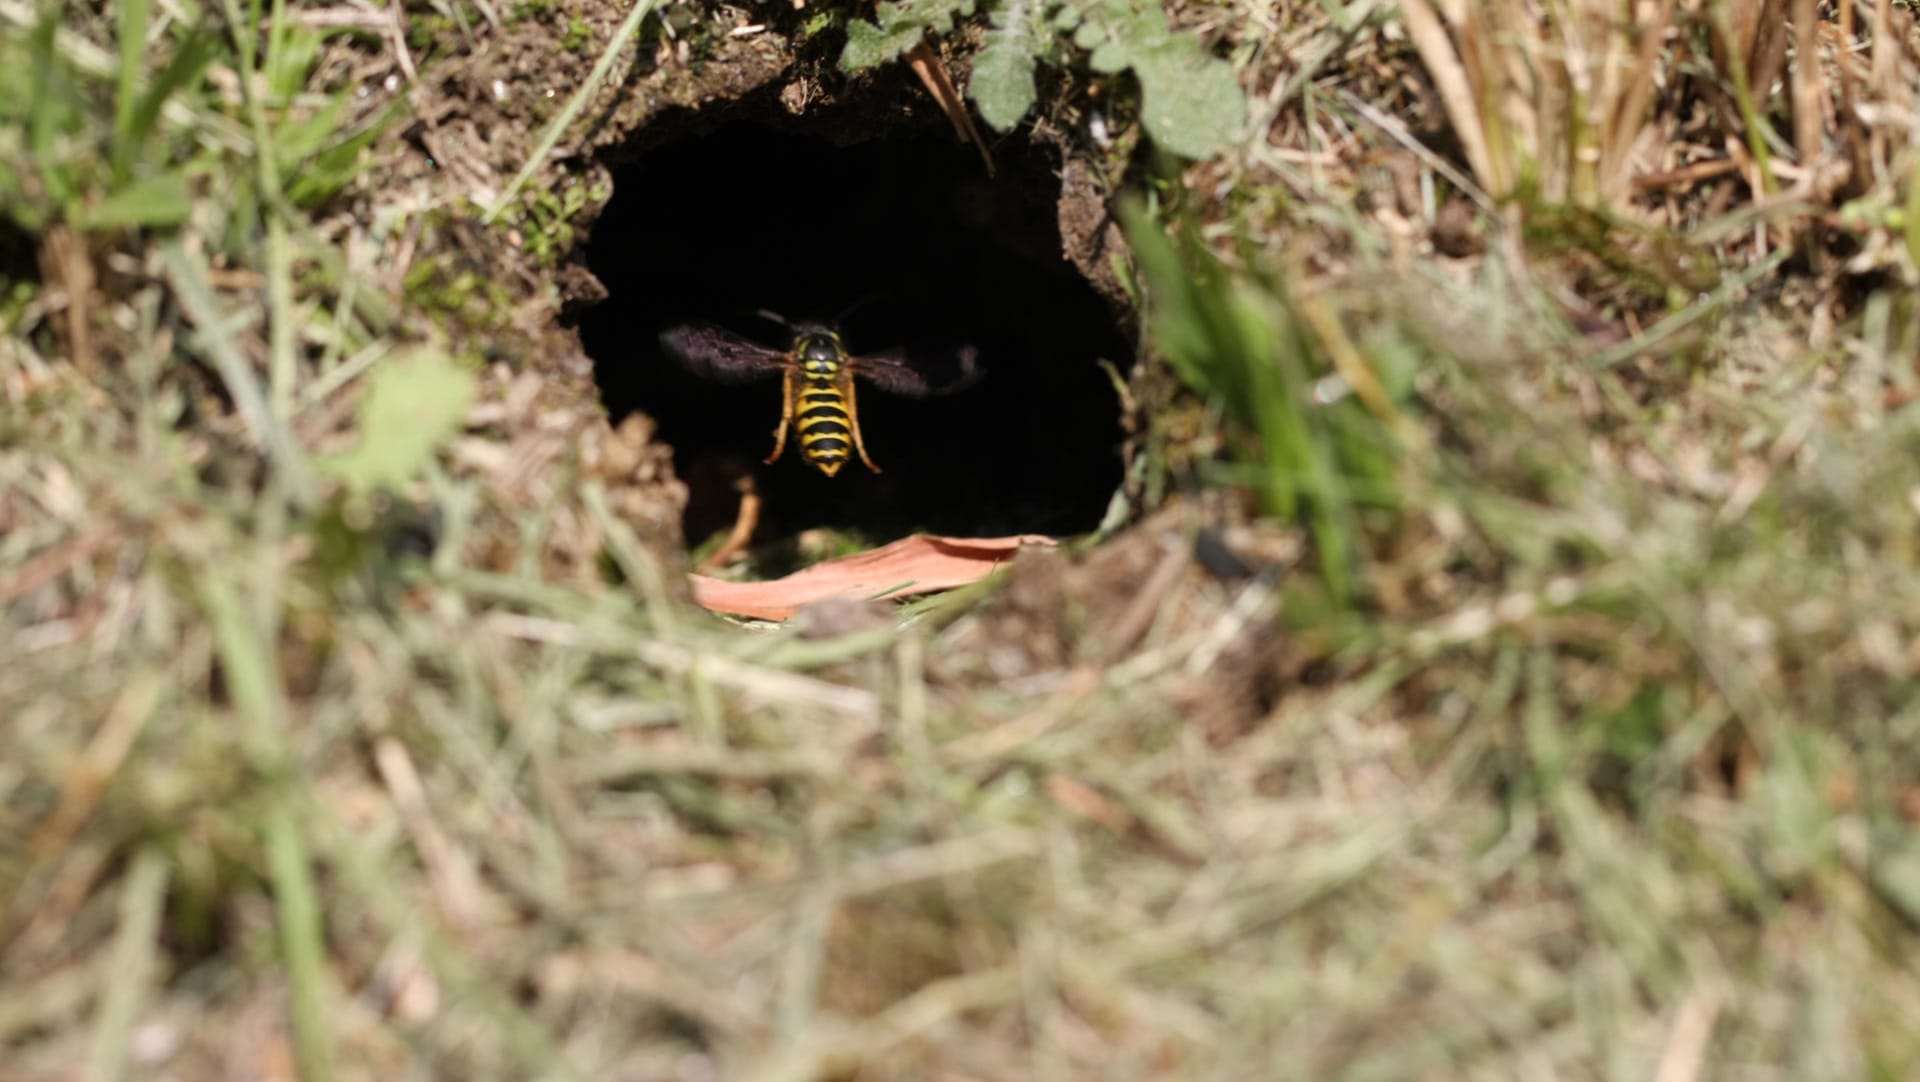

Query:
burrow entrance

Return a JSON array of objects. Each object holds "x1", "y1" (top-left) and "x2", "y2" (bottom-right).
[{"x1": 578, "y1": 98, "x2": 1132, "y2": 551}]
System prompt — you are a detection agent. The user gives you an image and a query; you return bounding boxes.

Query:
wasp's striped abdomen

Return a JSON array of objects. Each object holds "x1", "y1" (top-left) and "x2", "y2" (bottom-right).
[{"x1": 795, "y1": 365, "x2": 855, "y2": 477}]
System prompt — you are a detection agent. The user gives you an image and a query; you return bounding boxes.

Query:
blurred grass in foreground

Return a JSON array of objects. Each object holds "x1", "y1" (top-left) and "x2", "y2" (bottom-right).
[
  {"x1": 5, "y1": 0, "x2": 1920, "y2": 1078},
  {"x1": 1122, "y1": 196, "x2": 1412, "y2": 605}
]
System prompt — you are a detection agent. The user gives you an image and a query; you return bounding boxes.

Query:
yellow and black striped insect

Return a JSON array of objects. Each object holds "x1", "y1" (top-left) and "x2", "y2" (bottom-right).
[{"x1": 659, "y1": 319, "x2": 981, "y2": 477}]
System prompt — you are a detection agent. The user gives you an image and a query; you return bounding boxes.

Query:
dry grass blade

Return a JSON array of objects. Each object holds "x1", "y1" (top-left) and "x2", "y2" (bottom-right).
[
  {"x1": 1395, "y1": 0, "x2": 1730, "y2": 210},
  {"x1": 24, "y1": 672, "x2": 161, "y2": 862},
  {"x1": 906, "y1": 39, "x2": 996, "y2": 178},
  {"x1": 1652, "y1": 984, "x2": 1724, "y2": 1082},
  {"x1": 372, "y1": 737, "x2": 496, "y2": 931},
  {"x1": 1398, "y1": 0, "x2": 1500, "y2": 196},
  {"x1": 1597, "y1": 0, "x2": 1676, "y2": 203},
  {"x1": 743, "y1": 968, "x2": 1021, "y2": 1082}
]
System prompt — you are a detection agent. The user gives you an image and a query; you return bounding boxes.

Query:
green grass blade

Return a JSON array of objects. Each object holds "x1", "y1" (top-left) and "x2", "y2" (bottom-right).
[
  {"x1": 109, "y1": 0, "x2": 151, "y2": 184},
  {"x1": 263, "y1": 804, "x2": 333, "y2": 1082},
  {"x1": 1906, "y1": 157, "x2": 1920, "y2": 276},
  {"x1": 199, "y1": 571, "x2": 334, "y2": 1082},
  {"x1": 123, "y1": 22, "x2": 218, "y2": 170},
  {"x1": 160, "y1": 239, "x2": 315, "y2": 500},
  {"x1": 24, "y1": 12, "x2": 78, "y2": 209},
  {"x1": 83, "y1": 845, "x2": 169, "y2": 1082}
]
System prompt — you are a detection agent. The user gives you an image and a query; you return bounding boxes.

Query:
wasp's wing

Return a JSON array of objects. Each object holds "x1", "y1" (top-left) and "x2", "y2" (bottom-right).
[
  {"x1": 659, "y1": 324, "x2": 791, "y2": 385},
  {"x1": 850, "y1": 343, "x2": 984, "y2": 398}
]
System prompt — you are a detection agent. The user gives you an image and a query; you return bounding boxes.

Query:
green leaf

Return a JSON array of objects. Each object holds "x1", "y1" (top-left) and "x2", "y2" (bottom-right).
[
  {"x1": 1117, "y1": 0, "x2": 1170, "y2": 46},
  {"x1": 317, "y1": 351, "x2": 476, "y2": 494},
  {"x1": 1064, "y1": 0, "x2": 1246, "y2": 160},
  {"x1": 971, "y1": 19, "x2": 1037, "y2": 132},
  {"x1": 1133, "y1": 41, "x2": 1245, "y2": 159},
  {"x1": 78, "y1": 171, "x2": 193, "y2": 230},
  {"x1": 840, "y1": 0, "x2": 974, "y2": 71},
  {"x1": 842, "y1": 17, "x2": 928, "y2": 70},
  {"x1": 1087, "y1": 39, "x2": 1129, "y2": 74}
]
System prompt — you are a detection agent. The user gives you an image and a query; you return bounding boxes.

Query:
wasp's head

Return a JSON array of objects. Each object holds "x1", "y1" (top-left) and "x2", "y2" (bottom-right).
[{"x1": 793, "y1": 326, "x2": 844, "y2": 366}]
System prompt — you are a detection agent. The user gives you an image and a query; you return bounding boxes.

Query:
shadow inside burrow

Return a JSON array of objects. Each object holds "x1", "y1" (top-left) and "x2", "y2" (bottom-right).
[{"x1": 577, "y1": 109, "x2": 1134, "y2": 548}]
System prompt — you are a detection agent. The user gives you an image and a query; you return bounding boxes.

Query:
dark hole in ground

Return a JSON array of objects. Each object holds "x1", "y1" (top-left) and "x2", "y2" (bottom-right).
[
  {"x1": 578, "y1": 110, "x2": 1132, "y2": 550},
  {"x1": 0, "y1": 216, "x2": 40, "y2": 297}
]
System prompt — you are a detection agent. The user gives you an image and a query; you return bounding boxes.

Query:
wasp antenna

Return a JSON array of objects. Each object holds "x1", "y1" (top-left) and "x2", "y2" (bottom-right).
[
  {"x1": 747, "y1": 308, "x2": 794, "y2": 330},
  {"x1": 832, "y1": 293, "x2": 891, "y2": 327}
]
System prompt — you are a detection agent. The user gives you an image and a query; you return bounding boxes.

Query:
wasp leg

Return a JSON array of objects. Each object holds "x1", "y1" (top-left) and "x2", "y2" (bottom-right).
[
  {"x1": 843, "y1": 373, "x2": 882, "y2": 473},
  {"x1": 764, "y1": 368, "x2": 795, "y2": 464}
]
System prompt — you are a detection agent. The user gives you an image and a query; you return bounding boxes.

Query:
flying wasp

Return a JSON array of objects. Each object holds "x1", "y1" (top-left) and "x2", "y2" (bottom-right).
[{"x1": 658, "y1": 317, "x2": 981, "y2": 477}]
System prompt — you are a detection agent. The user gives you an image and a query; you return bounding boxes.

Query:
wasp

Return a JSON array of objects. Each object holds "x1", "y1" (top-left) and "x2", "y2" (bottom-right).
[{"x1": 659, "y1": 317, "x2": 981, "y2": 477}]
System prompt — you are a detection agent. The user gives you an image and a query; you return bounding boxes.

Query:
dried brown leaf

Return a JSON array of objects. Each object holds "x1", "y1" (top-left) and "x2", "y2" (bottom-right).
[{"x1": 689, "y1": 534, "x2": 1055, "y2": 621}]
